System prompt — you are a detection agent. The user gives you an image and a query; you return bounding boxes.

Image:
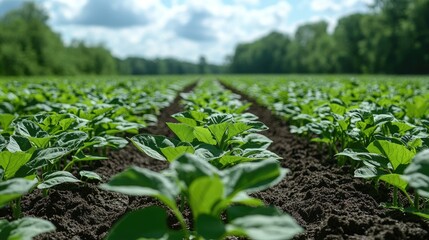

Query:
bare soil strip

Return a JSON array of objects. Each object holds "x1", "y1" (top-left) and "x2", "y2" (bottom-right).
[{"x1": 224, "y1": 84, "x2": 429, "y2": 240}]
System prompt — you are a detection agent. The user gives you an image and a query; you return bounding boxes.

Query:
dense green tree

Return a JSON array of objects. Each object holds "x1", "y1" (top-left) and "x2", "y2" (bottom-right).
[
  {"x1": 67, "y1": 41, "x2": 117, "y2": 75},
  {"x1": 199, "y1": 55, "x2": 207, "y2": 74},
  {"x1": 230, "y1": 32, "x2": 290, "y2": 73},
  {"x1": 0, "y1": 2, "x2": 117, "y2": 76},
  {"x1": 229, "y1": 0, "x2": 429, "y2": 74},
  {"x1": 332, "y1": 14, "x2": 366, "y2": 73},
  {"x1": 290, "y1": 21, "x2": 335, "y2": 73},
  {"x1": 0, "y1": 2, "x2": 69, "y2": 75}
]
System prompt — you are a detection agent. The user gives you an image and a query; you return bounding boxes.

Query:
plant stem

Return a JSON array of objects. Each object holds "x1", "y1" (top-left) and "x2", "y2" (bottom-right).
[
  {"x1": 414, "y1": 193, "x2": 420, "y2": 210},
  {"x1": 43, "y1": 189, "x2": 49, "y2": 197},
  {"x1": 172, "y1": 208, "x2": 189, "y2": 239},
  {"x1": 63, "y1": 160, "x2": 75, "y2": 171},
  {"x1": 393, "y1": 187, "x2": 398, "y2": 207},
  {"x1": 12, "y1": 198, "x2": 22, "y2": 219}
]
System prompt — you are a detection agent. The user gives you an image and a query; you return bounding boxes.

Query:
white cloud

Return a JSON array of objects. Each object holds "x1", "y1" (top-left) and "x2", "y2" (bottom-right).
[
  {"x1": 0, "y1": 0, "x2": 371, "y2": 64},
  {"x1": 46, "y1": 0, "x2": 293, "y2": 64},
  {"x1": 233, "y1": 0, "x2": 261, "y2": 5}
]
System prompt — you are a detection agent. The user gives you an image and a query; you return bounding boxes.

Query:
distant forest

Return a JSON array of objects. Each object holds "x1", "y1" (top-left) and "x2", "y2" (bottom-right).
[
  {"x1": 230, "y1": 0, "x2": 429, "y2": 74},
  {"x1": 0, "y1": 2, "x2": 224, "y2": 76},
  {"x1": 0, "y1": 0, "x2": 428, "y2": 76}
]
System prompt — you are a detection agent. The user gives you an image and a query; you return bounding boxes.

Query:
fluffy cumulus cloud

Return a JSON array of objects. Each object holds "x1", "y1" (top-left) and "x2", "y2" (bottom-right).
[
  {"x1": 0, "y1": 0, "x2": 372, "y2": 64},
  {"x1": 68, "y1": 0, "x2": 147, "y2": 28}
]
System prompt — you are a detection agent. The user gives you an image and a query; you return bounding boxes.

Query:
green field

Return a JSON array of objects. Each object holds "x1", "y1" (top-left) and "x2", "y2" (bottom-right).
[{"x1": 1, "y1": 75, "x2": 429, "y2": 239}]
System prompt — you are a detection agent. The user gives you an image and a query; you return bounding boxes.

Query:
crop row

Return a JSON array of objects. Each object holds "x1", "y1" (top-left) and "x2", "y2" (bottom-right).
[
  {"x1": 0, "y1": 77, "x2": 192, "y2": 239},
  {"x1": 221, "y1": 76, "x2": 429, "y2": 219},
  {"x1": 101, "y1": 80, "x2": 302, "y2": 239}
]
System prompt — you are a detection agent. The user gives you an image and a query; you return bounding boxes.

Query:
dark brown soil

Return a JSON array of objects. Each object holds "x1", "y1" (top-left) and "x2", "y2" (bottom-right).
[
  {"x1": 2, "y1": 81, "x2": 429, "y2": 240},
  {"x1": 225, "y1": 84, "x2": 429, "y2": 240}
]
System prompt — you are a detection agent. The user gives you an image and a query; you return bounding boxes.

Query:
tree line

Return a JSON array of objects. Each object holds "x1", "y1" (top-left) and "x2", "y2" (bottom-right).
[
  {"x1": 0, "y1": 2, "x2": 223, "y2": 76},
  {"x1": 0, "y1": 3, "x2": 117, "y2": 75},
  {"x1": 1, "y1": 0, "x2": 428, "y2": 75},
  {"x1": 229, "y1": 0, "x2": 429, "y2": 74}
]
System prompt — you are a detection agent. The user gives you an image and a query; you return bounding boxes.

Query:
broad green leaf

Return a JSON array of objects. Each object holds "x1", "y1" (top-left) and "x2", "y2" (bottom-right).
[
  {"x1": 207, "y1": 114, "x2": 233, "y2": 125},
  {"x1": 213, "y1": 155, "x2": 256, "y2": 168},
  {"x1": 27, "y1": 147, "x2": 70, "y2": 170},
  {"x1": 0, "y1": 102, "x2": 14, "y2": 114},
  {"x1": 379, "y1": 174, "x2": 408, "y2": 191},
  {"x1": 208, "y1": 122, "x2": 229, "y2": 144},
  {"x1": 337, "y1": 149, "x2": 390, "y2": 168},
  {"x1": 0, "y1": 217, "x2": 55, "y2": 240},
  {"x1": 388, "y1": 122, "x2": 415, "y2": 135},
  {"x1": 189, "y1": 176, "x2": 224, "y2": 219},
  {"x1": 166, "y1": 123, "x2": 195, "y2": 142},
  {"x1": 240, "y1": 133, "x2": 272, "y2": 149},
  {"x1": 38, "y1": 171, "x2": 81, "y2": 189},
  {"x1": 193, "y1": 127, "x2": 216, "y2": 145},
  {"x1": 172, "y1": 111, "x2": 208, "y2": 126},
  {"x1": 56, "y1": 131, "x2": 88, "y2": 150},
  {"x1": 223, "y1": 159, "x2": 287, "y2": 196},
  {"x1": 104, "y1": 135, "x2": 128, "y2": 149},
  {"x1": 27, "y1": 136, "x2": 53, "y2": 148},
  {"x1": 367, "y1": 140, "x2": 415, "y2": 170},
  {"x1": 0, "y1": 178, "x2": 37, "y2": 207},
  {"x1": 0, "y1": 151, "x2": 32, "y2": 180},
  {"x1": 374, "y1": 114, "x2": 394, "y2": 126},
  {"x1": 406, "y1": 96, "x2": 428, "y2": 118},
  {"x1": 227, "y1": 122, "x2": 252, "y2": 140},
  {"x1": 196, "y1": 214, "x2": 226, "y2": 240},
  {"x1": 100, "y1": 166, "x2": 178, "y2": 209},
  {"x1": 6, "y1": 135, "x2": 32, "y2": 152},
  {"x1": 0, "y1": 114, "x2": 14, "y2": 130},
  {"x1": 79, "y1": 170, "x2": 102, "y2": 181},
  {"x1": 0, "y1": 135, "x2": 6, "y2": 151},
  {"x1": 131, "y1": 134, "x2": 181, "y2": 161},
  {"x1": 160, "y1": 146, "x2": 195, "y2": 162},
  {"x1": 329, "y1": 103, "x2": 346, "y2": 115},
  {"x1": 106, "y1": 206, "x2": 184, "y2": 240},
  {"x1": 408, "y1": 138, "x2": 423, "y2": 149},
  {"x1": 226, "y1": 206, "x2": 303, "y2": 240},
  {"x1": 171, "y1": 153, "x2": 221, "y2": 188},
  {"x1": 194, "y1": 143, "x2": 223, "y2": 160},
  {"x1": 231, "y1": 192, "x2": 264, "y2": 207},
  {"x1": 15, "y1": 120, "x2": 49, "y2": 138},
  {"x1": 354, "y1": 165, "x2": 385, "y2": 179},
  {"x1": 59, "y1": 118, "x2": 78, "y2": 131},
  {"x1": 172, "y1": 116, "x2": 197, "y2": 127},
  {"x1": 239, "y1": 120, "x2": 268, "y2": 132},
  {"x1": 72, "y1": 152, "x2": 107, "y2": 162},
  {"x1": 402, "y1": 150, "x2": 429, "y2": 197},
  {"x1": 242, "y1": 148, "x2": 280, "y2": 160},
  {"x1": 93, "y1": 107, "x2": 114, "y2": 116}
]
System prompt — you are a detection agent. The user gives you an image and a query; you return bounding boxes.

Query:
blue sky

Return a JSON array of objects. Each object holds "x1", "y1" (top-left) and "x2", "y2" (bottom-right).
[{"x1": 0, "y1": 0, "x2": 373, "y2": 64}]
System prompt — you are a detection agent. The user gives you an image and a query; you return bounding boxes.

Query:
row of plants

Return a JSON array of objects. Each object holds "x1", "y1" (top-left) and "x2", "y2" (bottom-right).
[
  {"x1": 0, "y1": 77, "x2": 193, "y2": 239},
  {"x1": 221, "y1": 75, "x2": 429, "y2": 219},
  {"x1": 100, "y1": 80, "x2": 303, "y2": 239}
]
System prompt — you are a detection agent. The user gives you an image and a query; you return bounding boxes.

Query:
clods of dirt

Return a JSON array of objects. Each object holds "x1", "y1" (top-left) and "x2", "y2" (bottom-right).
[
  {"x1": 2, "y1": 82, "x2": 428, "y2": 240},
  {"x1": 228, "y1": 84, "x2": 429, "y2": 240}
]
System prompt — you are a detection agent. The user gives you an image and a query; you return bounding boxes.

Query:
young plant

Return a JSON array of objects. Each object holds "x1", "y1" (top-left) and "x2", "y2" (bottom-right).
[{"x1": 100, "y1": 153, "x2": 302, "y2": 240}]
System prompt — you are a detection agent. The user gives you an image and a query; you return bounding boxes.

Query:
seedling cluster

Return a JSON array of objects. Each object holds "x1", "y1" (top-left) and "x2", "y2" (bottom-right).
[{"x1": 223, "y1": 76, "x2": 429, "y2": 218}]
